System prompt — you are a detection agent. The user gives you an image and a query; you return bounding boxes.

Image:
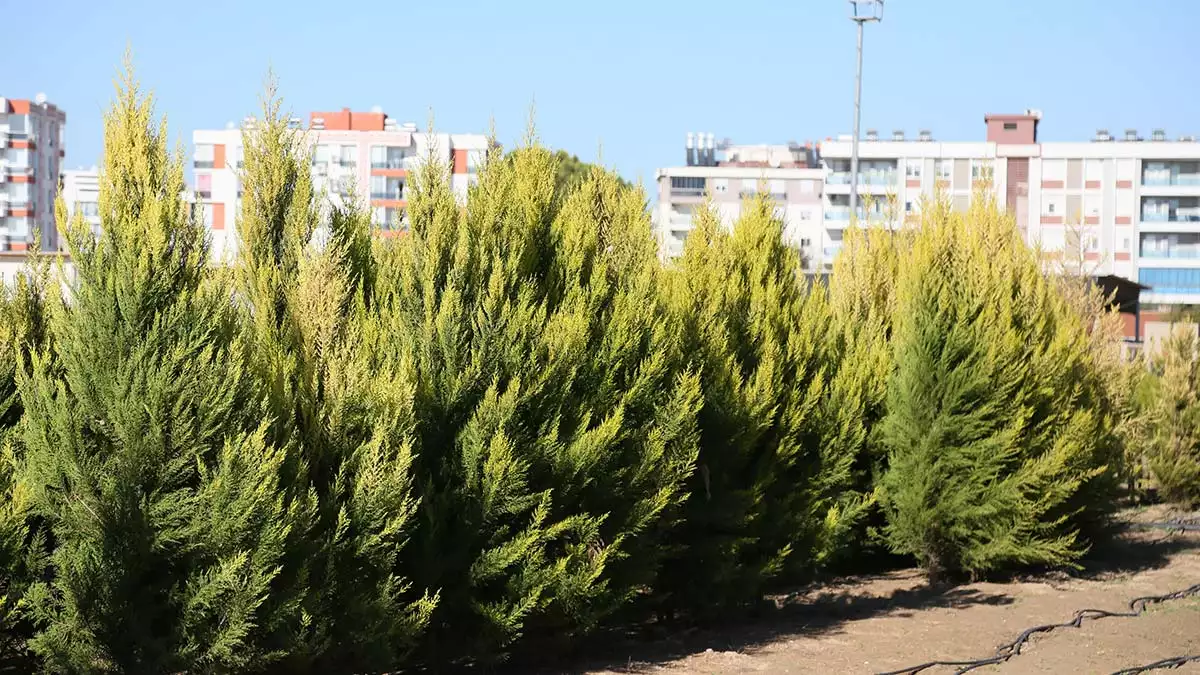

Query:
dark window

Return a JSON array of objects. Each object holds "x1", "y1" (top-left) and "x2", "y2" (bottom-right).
[{"x1": 1003, "y1": 122, "x2": 1018, "y2": 131}]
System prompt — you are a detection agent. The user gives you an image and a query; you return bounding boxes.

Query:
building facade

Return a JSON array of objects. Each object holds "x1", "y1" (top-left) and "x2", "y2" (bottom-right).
[
  {"x1": 654, "y1": 132, "x2": 824, "y2": 260},
  {"x1": 193, "y1": 107, "x2": 488, "y2": 262},
  {"x1": 0, "y1": 95, "x2": 66, "y2": 251},
  {"x1": 61, "y1": 167, "x2": 101, "y2": 239},
  {"x1": 657, "y1": 113, "x2": 1200, "y2": 344}
]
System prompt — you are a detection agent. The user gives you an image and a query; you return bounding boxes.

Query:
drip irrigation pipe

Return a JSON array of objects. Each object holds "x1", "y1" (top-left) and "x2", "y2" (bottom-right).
[
  {"x1": 875, "y1": 528, "x2": 1200, "y2": 675},
  {"x1": 1110, "y1": 654, "x2": 1200, "y2": 674}
]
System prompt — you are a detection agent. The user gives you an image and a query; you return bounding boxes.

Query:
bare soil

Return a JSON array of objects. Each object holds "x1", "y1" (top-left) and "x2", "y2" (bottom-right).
[{"x1": 563, "y1": 507, "x2": 1200, "y2": 675}]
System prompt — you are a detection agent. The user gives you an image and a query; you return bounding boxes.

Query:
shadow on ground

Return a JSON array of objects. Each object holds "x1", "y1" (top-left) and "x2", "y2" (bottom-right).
[{"x1": 507, "y1": 525, "x2": 1200, "y2": 674}]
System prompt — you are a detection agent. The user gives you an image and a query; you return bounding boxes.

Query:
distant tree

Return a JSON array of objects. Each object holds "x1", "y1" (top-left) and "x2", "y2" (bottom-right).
[
  {"x1": 1145, "y1": 327, "x2": 1200, "y2": 507},
  {"x1": 551, "y1": 150, "x2": 629, "y2": 197}
]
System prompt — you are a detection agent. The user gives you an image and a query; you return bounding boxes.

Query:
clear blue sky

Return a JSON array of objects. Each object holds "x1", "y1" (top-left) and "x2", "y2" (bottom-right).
[{"x1": 3, "y1": 0, "x2": 1197, "y2": 192}]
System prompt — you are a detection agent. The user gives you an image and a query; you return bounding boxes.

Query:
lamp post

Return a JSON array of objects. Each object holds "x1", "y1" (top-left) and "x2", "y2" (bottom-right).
[{"x1": 848, "y1": 0, "x2": 883, "y2": 222}]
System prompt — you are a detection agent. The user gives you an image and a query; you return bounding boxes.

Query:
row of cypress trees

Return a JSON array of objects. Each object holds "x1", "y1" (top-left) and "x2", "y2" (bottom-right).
[{"x1": 0, "y1": 69, "x2": 1152, "y2": 671}]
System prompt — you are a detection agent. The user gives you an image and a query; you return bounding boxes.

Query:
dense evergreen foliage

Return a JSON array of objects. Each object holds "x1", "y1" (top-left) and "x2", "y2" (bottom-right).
[{"x1": 0, "y1": 65, "x2": 1182, "y2": 670}]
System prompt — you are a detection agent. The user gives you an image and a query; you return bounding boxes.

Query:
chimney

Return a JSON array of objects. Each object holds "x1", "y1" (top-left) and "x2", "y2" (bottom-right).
[
  {"x1": 892, "y1": 129, "x2": 905, "y2": 141},
  {"x1": 865, "y1": 129, "x2": 878, "y2": 142},
  {"x1": 686, "y1": 132, "x2": 695, "y2": 166},
  {"x1": 1152, "y1": 129, "x2": 1166, "y2": 141}
]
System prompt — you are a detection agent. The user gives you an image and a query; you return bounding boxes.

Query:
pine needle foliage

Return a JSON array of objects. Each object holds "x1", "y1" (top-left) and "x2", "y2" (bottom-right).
[
  {"x1": 1145, "y1": 327, "x2": 1200, "y2": 506},
  {"x1": 17, "y1": 61, "x2": 304, "y2": 672},
  {"x1": 879, "y1": 195, "x2": 1121, "y2": 581},
  {"x1": 658, "y1": 194, "x2": 865, "y2": 615},
  {"x1": 233, "y1": 84, "x2": 432, "y2": 671},
  {"x1": 373, "y1": 130, "x2": 699, "y2": 661}
]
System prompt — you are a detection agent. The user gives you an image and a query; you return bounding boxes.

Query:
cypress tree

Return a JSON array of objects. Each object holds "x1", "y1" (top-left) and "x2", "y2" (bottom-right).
[
  {"x1": 233, "y1": 85, "x2": 432, "y2": 670},
  {"x1": 1146, "y1": 328, "x2": 1200, "y2": 506},
  {"x1": 658, "y1": 195, "x2": 864, "y2": 614},
  {"x1": 18, "y1": 62, "x2": 304, "y2": 672},
  {"x1": 879, "y1": 197, "x2": 1120, "y2": 581},
  {"x1": 374, "y1": 131, "x2": 699, "y2": 661}
]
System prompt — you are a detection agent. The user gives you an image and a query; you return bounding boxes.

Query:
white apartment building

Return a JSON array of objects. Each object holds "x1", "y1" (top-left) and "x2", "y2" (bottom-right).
[
  {"x1": 655, "y1": 133, "x2": 824, "y2": 261},
  {"x1": 61, "y1": 167, "x2": 101, "y2": 238},
  {"x1": 193, "y1": 107, "x2": 488, "y2": 262},
  {"x1": 819, "y1": 111, "x2": 1200, "y2": 342},
  {"x1": 0, "y1": 95, "x2": 65, "y2": 251}
]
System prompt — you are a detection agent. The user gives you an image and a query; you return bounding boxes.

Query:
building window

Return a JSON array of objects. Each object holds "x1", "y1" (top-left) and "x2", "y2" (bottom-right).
[
  {"x1": 971, "y1": 160, "x2": 994, "y2": 180},
  {"x1": 1121, "y1": 238, "x2": 1130, "y2": 251},
  {"x1": 193, "y1": 143, "x2": 214, "y2": 169},
  {"x1": 313, "y1": 144, "x2": 331, "y2": 165},
  {"x1": 77, "y1": 201, "x2": 99, "y2": 218},
  {"x1": 935, "y1": 160, "x2": 952, "y2": 180},
  {"x1": 712, "y1": 178, "x2": 728, "y2": 193},
  {"x1": 1086, "y1": 235, "x2": 1100, "y2": 252},
  {"x1": 800, "y1": 238, "x2": 812, "y2": 248},
  {"x1": 670, "y1": 176, "x2": 705, "y2": 196},
  {"x1": 905, "y1": 162, "x2": 922, "y2": 178},
  {"x1": 338, "y1": 145, "x2": 357, "y2": 167},
  {"x1": 1047, "y1": 202, "x2": 1057, "y2": 214},
  {"x1": 7, "y1": 149, "x2": 30, "y2": 168},
  {"x1": 1003, "y1": 122, "x2": 1018, "y2": 131},
  {"x1": 905, "y1": 201, "x2": 913, "y2": 213},
  {"x1": 798, "y1": 210, "x2": 812, "y2": 221}
]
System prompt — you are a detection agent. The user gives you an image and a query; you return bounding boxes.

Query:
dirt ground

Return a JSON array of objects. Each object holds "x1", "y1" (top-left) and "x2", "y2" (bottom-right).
[{"x1": 566, "y1": 507, "x2": 1200, "y2": 675}]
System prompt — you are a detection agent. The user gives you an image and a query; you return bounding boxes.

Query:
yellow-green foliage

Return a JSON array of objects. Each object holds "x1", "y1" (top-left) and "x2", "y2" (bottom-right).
[
  {"x1": 0, "y1": 59, "x2": 1148, "y2": 672},
  {"x1": 879, "y1": 195, "x2": 1123, "y2": 580},
  {"x1": 1145, "y1": 328, "x2": 1200, "y2": 506}
]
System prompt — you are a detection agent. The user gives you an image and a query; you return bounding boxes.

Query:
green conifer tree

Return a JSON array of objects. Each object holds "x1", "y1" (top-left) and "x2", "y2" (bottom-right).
[
  {"x1": 879, "y1": 197, "x2": 1120, "y2": 581},
  {"x1": 658, "y1": 194, "x2": 865, "y2": 614},
  {"x1": 1145, "y1": 327, "x2": 1200, "y2": 506},
  {"x1": 373, "y1": 128, "x2": 699, "y2": 661},
  {"x1": 18, "y1": 61, "x2": 304, "y2": 672},
  {"x1": 232, "y1": 83, "x2": 432, "y2": 670}
]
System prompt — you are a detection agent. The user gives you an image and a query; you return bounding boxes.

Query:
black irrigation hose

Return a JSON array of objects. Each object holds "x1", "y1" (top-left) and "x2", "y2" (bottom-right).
[
  {"x1": 1111, "y1": 654, "x2": 1200, "y2": 674},
  {"x1": 1134, "y1": 518, "x2": 1200, "y2": 533},
  {"x1": 876, "y1": 520, "x2": 1200, "y2": 675}
]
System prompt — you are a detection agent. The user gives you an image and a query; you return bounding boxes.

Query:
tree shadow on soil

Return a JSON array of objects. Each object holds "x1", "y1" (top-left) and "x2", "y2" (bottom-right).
[
  {"x1": 506, "y1": 529, "x2": 1200, "y2": 674},
  {"x1": 510, "y1": 571, "x2": 1014, "y2": 674}
]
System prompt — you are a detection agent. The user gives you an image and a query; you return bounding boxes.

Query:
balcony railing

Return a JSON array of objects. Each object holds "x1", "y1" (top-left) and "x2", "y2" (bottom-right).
[
  {"x1": 371, "y1": 192, "x2": 405, "y2": 201},
  {"x1": 371, "y1": 159, "x2": 411, "y2": 169},
  {"x1": 1142, "y1": 213, "x2": 1200, "y2": 223},
  {"x1": 670, "y1": 188, "x2": 705, "y2": 198},
  {"x1": 828, "y1": 172, "x2": 898, "y2": 186},
  {"x1": 1143, "y1": 175, "x2": 1200, "y2": 187}
]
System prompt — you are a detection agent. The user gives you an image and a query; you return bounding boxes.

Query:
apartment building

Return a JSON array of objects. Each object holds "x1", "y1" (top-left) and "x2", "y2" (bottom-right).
[
  {"x1": 0, "y1": 95, "x2": 66, "y2": 251},
  {"x1": 61, "y1": 167, "x2": 101, "y2": 238},
  {"x1": 819, "y1": 111, "x2": 1200, "y2": 342},
  {"x1": 193, "y1": 107, "x2": 488, "y2": 262},
  {"x1": 654, "y1": 132, "x2": 825, "y2": 260}
]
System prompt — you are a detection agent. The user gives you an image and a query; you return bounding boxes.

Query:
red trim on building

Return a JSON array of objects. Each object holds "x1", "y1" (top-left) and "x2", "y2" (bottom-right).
[
  {"x1": 10, "y1": 175, "x2": 33, "y2": 184},
  {"x1": 370, "y1": 199, "x2": 407, "y2": 208},
  {"x1": 11, "y1": 208, "x2": 31, "y2": 218},
  {"x1": 1115, "y1": 252, "x2": 1131, "y2": 261},
  {"x1": 8, "y1": 242, "x2": 27, "y2": 252},
  {"x1": 1085, "y1": 215, "x2": 1099, "y2": 225},
  {"x1": 1116, "y1": 180, "x2": 1133, "y2": 189},
  {"x1": 906, "y1": 178, "x2": 921, "y2": 188},
  {"x1": 1084, "y1": 252, "x2": 1100, "y2": 261},
  {"x1": 1041, "y1": 180, "x2": 1064, "y2": 189},
  {"x1": 370, "y1": 168, "x2": 408, "y2": 178},
  {"x1": 212, "y1": 203, "x2": 225, "y2": 231},
  {"x1": 213, "y1": 144, "x2": 226, "y2": 170},
  {"x1": 452, "y1": 148, "x2": 468, "y2": 175},
  {"x1": 1115, "y1": 216, "x2": 1132, "y2": 225},
  {"x1": 1041, "y1": 215, "x2": 1064, "y2": 225},
  {"x1": 9, "y1": 100, "x2": 30, "y2": 114},
  {"x1": 11, "y1": 139, "x2": 33, "y2": 150},
  {"x1": 1085, "y1": 180, "x2": 1101, "y2": 189}
]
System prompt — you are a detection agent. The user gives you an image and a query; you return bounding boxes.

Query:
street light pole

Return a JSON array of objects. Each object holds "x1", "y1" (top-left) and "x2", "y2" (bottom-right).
[{"x1": 848, "y1": 0, "x2": 883, "y2": 222}]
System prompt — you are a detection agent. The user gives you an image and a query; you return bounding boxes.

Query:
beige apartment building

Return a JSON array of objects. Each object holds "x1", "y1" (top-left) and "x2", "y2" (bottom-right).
[{"x1": 193, "y1": 107, "x2": 488, "y2": 262}]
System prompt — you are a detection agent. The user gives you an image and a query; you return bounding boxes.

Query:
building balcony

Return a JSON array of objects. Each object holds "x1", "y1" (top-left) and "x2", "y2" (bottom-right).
[
  {"x1": 669, "y1": 188, "x2": 706, "y2": 201},
  {"x1": 1144, "y1": 175, "x2": 1200, "y2": 187},
  {"x1": 370, "y1": 191, "x2": 405, "y2": 201},
  {"x1": 740, "y1": 191, "x2": 787, "y2": 201}
]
